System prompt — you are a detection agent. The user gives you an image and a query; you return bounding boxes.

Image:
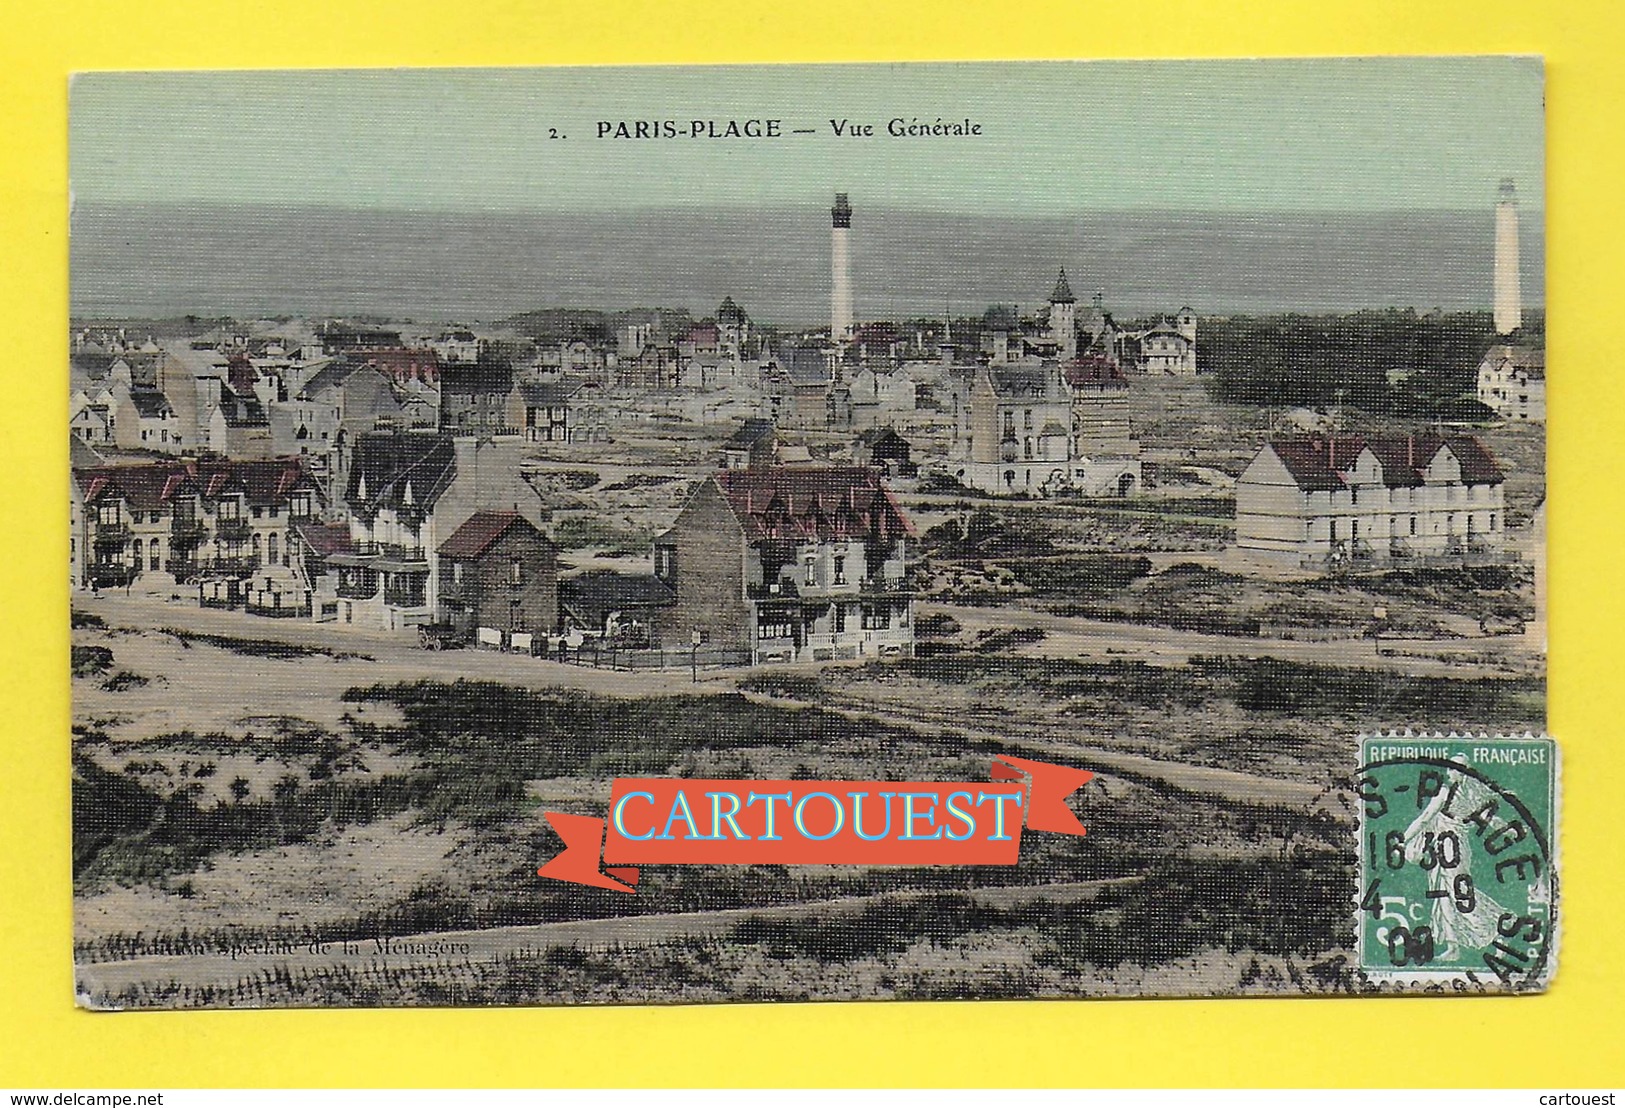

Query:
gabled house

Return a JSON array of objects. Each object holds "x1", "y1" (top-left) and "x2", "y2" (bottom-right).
[
  {"x1": 852, "y1": 427, "x2": 916, "y2": 477},
  {"x1": 440, "y1": 357, "x2": 517, "y2": 437},
  {"x1": 719, "y1": 417, "x2": 777, "y2": 469},
  {"x1": 1236, "y1": 433, "x2": 1507, "y2": 565},
  {"x1": 1477, "y1": 344, "x2": 1546, "y2": 422},
  {"x1": 329, "y1": 431, "x2": 458, "y2": 630},
  {"x1": 652, "y1": 466, "x2": 916, "y2": 664},
  {"x1": 71, "y1": 457, "x2": 322, "y2": 592},
  {"x1": 436, "y1": 510, "x2": 558, "y2": 642},
  {"x1": 512, "y1": 380, "x2": 579, "y2": 444}
]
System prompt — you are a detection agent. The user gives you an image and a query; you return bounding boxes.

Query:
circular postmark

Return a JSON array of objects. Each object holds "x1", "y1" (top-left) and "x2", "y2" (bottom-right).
[{"x1": 1355, "y1": 745, "x2": 1557, "y2": 992}]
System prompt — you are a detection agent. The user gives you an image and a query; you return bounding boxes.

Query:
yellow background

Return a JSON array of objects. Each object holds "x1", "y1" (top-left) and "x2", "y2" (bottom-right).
[{"x1": 3, "y1": 0, "x2": 1621, "y2": 1088}]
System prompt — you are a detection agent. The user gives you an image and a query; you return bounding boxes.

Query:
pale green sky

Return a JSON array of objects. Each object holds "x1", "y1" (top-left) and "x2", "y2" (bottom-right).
[{"x1": 70, "y1": 57, "x2": 1544, "y2": 213}]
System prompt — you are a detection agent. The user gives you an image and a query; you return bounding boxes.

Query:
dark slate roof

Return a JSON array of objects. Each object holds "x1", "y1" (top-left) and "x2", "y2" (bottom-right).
[
  {"x1": 855, "y1": 426, "x2": 908, "y2": 448},
  {"x1": 344, "y1": 431, "x2": 457, "y2": 514},
  {"x1": 559, "y1": 570, "x2": 676, "y2": 624},
  {"x1": 128, "y1": 389, "x2": 174, "y2": 418},
  {"x1": 1050, "y1": 268, "x2": 1075, "y2": 304},
  {"x1": 217, "y1": 385, "x2": 269, "y2": 428},
  {"x1": 76, "y1": 458, "x2": 319, "y2": 510},
  {"x1": 724, "y1": 418, "x2": 776, "y2": 448},
  {"x1": 440, "y1": 359, "x2": 514, "y2": 395},
  {"x1": 712, "y1": 466, "x2": 914, "y2": 542},
  {"x1": 438, "y1": 510, "x2": 551, "y2": 560},
  {"x1": 781, "y1": 347, "x2": 831, "y2": 386},
  {"x1": 69, "y1": 434, "x2": 106, "y2": 469},
  {"x1": 989, "y1": 365, "x2": 1068, "y2": 401},
  {"x1": 518, "y1": 380, "x2": 579, "y2": 407},
  {"x1": 716, "y1": 297, "x2": 747, "y2": 325},
  {"x1": 1483, "y1": 343, "x2": 1545, "y2": 377},
  {"x1": 298, "y1": 357, "x2": 363, "y2": 400}
]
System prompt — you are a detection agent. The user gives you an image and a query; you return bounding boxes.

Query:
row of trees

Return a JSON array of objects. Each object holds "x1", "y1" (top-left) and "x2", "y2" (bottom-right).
[{"x1": 1198, "y1": 309, "x2": 1544, "y2": 418}]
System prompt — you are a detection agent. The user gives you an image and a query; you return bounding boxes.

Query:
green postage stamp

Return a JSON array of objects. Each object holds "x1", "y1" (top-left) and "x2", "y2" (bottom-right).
[{"x1": 1356, "y1": 732, "x2": 1559, "y2": 991}]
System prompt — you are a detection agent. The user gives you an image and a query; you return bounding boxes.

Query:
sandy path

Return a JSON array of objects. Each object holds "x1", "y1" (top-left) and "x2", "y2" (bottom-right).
[{"x1": 77, "y1": 879, "x2": 1127, "y2": 1001}]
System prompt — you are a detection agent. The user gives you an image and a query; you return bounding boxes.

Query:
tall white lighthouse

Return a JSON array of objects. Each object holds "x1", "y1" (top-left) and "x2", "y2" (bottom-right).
[
  {"x1": 831, "y1": 192, "x2": 854, "y2": 344},
  {"x1": 1494, "y1": 178, "x2": 1522, "y2": 335}
]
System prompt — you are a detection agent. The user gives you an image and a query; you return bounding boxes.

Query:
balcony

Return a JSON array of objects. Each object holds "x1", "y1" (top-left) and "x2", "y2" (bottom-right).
[
  {"x1": 204, "y1": 555, "x2": 261, "y2": 578},
  {"x1": 216, "y1": 516, "x2": 251, "y2": 540},
  {"x1": 859, "y1": 576, "x2": 915, "y2": 597},
  {"x1": 93, "y1": 522, "x2": 129, "y2": 546},
  {"x1": 327, "y1": 542, "x2": 428, "y2": 570},
  {"x1": 169, "y1": 517, "x2": 207, "y2": 546},
  {"x1": 383, "y1": 584, "x2": 428, "y2": 609},
  {"x1": 747, "y1": 578, "x2": 802, "y2": 601}
]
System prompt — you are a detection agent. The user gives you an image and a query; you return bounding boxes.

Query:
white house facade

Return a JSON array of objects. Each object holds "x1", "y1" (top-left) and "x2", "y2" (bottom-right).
[{"x1": 1236, "y1": 434, "x2": 1507, "y2": 565}]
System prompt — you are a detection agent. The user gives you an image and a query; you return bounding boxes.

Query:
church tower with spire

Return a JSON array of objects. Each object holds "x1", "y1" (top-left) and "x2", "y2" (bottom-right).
[{"x1": 1049, "y1": 268, "x2": 1077, "y2": 360}]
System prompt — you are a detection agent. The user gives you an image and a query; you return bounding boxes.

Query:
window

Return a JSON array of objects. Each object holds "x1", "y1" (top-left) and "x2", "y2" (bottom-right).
[
  {"x1": 833, "y1": 604, "x2": 847, "y2": 633},
  {"x1": 862, "y1": 606, "x2": 889, "y2": 630},
  {"x1": 803, "y1": 556, "x2": 816, "y2": 586},
  {"x1": 510, "y1": 558, "x2": 523, "y2": 585},
  {"x1": 833, "y1": 555, "x2": 846, "y2": 585},
  {"x1": 453, "y1": 561, "x2": 465, "y2": 585},
  {"x1": 218, "y1": 499, "x2": 240, "y2": 520},
  {"x1": 1410, "y1": 516, "x2": 1418, "y2": 536},
  {"x1": 1490, "y1": 513, "x2": 1497, "y2": 531},
  {"x1": 267, "y1": 533, "x2": 279, "y2": 565},
  {"x1": 1023, "y1": 409, "x2": 1033, "y2": 430},
  {"x1": 149, "y1": 539, "x2": 160, "y2": 570},
  {"x1": 97, "y1": 503, "x2": 120, "y2": 526},
  {"x1": 757, "y1": 613, "x2": 794, "y2": 640}
]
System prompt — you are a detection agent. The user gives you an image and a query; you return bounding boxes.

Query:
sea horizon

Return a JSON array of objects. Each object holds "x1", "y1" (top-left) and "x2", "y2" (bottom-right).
[{"x1": 69, "y1": 201, "x2": 1547, "y2": 327}]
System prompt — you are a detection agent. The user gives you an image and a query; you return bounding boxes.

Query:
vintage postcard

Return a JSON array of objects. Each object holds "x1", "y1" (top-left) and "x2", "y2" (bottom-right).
[{"x1": 68, "y1": 57, "x2": 1550, "y2": 1009}]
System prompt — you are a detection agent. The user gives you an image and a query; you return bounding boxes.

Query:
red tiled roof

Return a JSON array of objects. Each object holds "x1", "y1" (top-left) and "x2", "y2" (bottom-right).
[
  {"x1": 294, "y1": 522, "x2": 354, "y2": 557},
  {"x1": 1266, "y1": 434, "x2": 1505, "y2": 492},
  {"x1": 75, "y1": 458, "x2": 319, "y2": 510},
  {"x1": 363, "y1": 347, "x2": 442, "y2": 382},
  {"x1": 1063, "y1": 354, "x2": 1127, "y2": 387},
  {"x1": 713, "y1": 466, "x2": 915, "y2": 543},
  {"x1": 437, "y1": 510, "x2": 547, "y2": 560}
]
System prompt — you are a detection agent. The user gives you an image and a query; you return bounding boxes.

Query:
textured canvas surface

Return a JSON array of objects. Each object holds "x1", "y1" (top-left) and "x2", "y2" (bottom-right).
[{"x1": 67, "y1": 58, "x2": 1549, "y2": 1010}]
